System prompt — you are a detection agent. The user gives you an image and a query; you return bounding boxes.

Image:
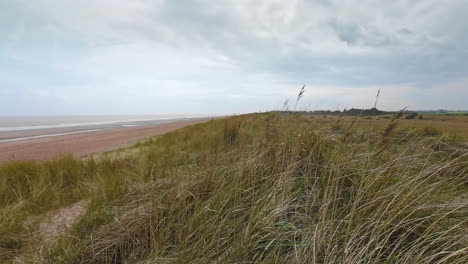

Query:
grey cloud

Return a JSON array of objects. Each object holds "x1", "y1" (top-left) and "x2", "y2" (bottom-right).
[
  {"x1": 113, "y1": 0, "x2": 468, "y2": 87},
  {"x1": 1, "y1": 0, "x2": 468, "y2": 114},
  {"x1": 327, "y1": 20, "x2": 400, "y2": 48},
  {"x1": 327, "y1": 20, "x2": 363, "y2": 46}
]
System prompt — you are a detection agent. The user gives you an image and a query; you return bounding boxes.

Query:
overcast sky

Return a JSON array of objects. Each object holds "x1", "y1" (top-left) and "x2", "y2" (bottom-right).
[{"x1": 1, "y1": 0, "x2": 467, "y2": 115}]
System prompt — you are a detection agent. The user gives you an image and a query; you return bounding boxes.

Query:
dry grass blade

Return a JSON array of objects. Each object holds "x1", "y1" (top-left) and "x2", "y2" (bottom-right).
[{"x1": 294, "y1": 85, "x2": 306, "y2": 111}]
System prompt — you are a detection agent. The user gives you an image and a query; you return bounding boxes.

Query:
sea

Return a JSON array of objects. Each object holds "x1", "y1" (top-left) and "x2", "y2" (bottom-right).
[{"x1": 0, "y1": 115, "x2": 206, "y2": 143}]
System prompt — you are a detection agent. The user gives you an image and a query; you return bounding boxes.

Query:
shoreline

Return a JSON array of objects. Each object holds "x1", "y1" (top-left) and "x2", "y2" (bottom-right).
[{"x1": 0, "y1": 118, "x2": 212, "y2": 163}]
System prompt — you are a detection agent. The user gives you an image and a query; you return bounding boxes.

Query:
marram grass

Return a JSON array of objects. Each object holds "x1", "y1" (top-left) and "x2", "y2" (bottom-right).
[{"x1": 0, "y1": 113, "x2": 467, "y2": 263}]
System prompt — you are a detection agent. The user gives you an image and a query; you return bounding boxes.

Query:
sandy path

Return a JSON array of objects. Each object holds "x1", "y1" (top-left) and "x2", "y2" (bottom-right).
[
  {"x1": 0, "y1": 118, "x2": 211, "y2": 162},
  {"x1": 39, "y1": 201, "x2": 88, "y2": 244}
]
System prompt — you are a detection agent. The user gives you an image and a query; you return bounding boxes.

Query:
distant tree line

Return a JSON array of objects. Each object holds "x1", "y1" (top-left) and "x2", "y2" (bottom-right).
[
  {"x1": 275, "y1": 108, "x2": 428, "y2": 118},
  {"x1": 277, "y1": 107, "x2": 391, "y2": 116}
]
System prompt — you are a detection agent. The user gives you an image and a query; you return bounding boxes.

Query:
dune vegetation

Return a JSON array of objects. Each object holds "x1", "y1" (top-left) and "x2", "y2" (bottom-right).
[{"x1": 1, "y1": 113, "x2": 467, "y2": 263}]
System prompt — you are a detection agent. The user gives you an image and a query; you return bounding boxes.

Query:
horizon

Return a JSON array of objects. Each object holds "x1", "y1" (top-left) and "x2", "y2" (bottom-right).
[
  {"x1": 1, "y1": 1, "x2": 468, "y2": 115},
  {"x1": 2, "y1": 107, "x2": 468, "y2": 118}
]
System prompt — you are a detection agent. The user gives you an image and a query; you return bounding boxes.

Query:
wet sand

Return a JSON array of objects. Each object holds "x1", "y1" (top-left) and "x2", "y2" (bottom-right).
[{"x1": 0, "y1": 118, "x2": 211, "y2": 162}]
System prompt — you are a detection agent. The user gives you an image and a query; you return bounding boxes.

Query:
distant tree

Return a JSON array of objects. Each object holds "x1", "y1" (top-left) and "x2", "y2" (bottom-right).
[{"x1": 405, "y1": 113, "x2": 418, "y2": 119}]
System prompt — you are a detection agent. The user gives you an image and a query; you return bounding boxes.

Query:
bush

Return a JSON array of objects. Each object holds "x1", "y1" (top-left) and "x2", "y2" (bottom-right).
[{"x1": 405, "y1": 113, "x2": 418, "y2": 119}]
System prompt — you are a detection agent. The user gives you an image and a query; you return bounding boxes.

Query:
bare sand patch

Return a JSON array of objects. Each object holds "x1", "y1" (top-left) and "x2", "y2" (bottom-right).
[{"x1": 39, "y1": 201, "x2": 87, "y2": 244}]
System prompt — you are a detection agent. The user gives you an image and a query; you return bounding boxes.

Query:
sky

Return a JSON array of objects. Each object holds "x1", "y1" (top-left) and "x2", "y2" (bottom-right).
[{"x1": 1, "y1": 0, "x2": 467, "y2": 115}]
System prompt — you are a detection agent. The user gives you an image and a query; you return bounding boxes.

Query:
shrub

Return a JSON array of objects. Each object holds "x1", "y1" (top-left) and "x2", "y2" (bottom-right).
[{"x1": 405, "y1": 112, "x2": 418, "y2": 119}]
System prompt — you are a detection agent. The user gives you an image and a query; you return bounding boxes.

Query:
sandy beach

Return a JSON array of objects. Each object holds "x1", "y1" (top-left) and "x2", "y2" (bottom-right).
[{"x1": 0, "y1": 118, "x2": 211, "y2": 162}]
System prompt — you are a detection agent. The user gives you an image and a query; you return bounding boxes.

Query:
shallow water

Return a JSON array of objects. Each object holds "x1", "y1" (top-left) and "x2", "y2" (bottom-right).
[
  {"x1": 0, "y1": 115, "x2": 192, "y2": 131},
  {"x1": 0, "y1": 115, "x2": 206, "y2": 142}
]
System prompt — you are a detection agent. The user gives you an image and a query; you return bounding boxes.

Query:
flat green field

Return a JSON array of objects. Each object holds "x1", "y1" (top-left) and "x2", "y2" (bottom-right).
[
  {"x1": 417, "y1": 111, "x2": 468, "y2": 115},
  {"x1": 312, "y1": 114, "x2": 468, "y2": 138},
  {"x1": 1, "y1": 113, "x2": 467, "y2": 263}
]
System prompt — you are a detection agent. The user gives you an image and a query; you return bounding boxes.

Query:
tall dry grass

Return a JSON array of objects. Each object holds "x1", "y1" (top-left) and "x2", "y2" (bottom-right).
[{"x1": 0, "y1": 113, "x2": 467, "y2": 263}]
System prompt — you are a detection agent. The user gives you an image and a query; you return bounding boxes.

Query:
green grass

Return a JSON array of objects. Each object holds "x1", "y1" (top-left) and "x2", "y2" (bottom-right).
[
  {"x1": 1, "y1": 113, "x2": 467, "y2": 263},
  {"x1": 418, "y1": 111, "x2": 468, "y2": 116}
]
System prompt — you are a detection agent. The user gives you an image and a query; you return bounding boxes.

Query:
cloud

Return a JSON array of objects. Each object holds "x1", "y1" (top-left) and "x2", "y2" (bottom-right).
[{"x1": 0, "y1": 0, "x2": 467, "y2": 115}]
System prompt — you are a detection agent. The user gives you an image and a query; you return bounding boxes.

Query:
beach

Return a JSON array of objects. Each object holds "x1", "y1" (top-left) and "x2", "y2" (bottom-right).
[{"x1": 0, "y1": 117, "x2": 211, "y2": 162}]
